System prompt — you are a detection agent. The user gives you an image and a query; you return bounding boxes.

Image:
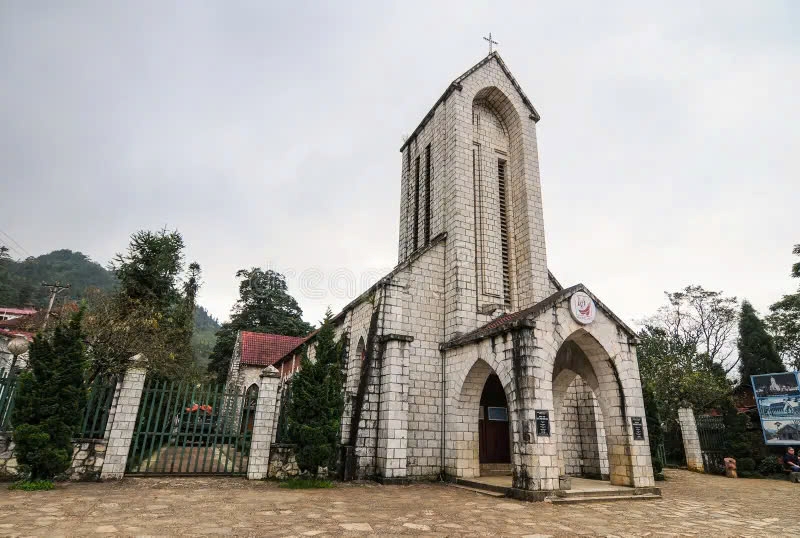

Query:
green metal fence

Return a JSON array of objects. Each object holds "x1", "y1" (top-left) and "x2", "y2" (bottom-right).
[
  {"x1": 0, "y1": 372, "x2": 115, "y2": 438},
  {"x1": 0, "y1": 370, "x2": 18, "y2": 431},
  {"x1": 125, "y1": 379, "x2": 258, "y2": 476},
  {"x1": 78, "y1": 377, "x2": 117, "y2": 439},
  {"x1": 697, "y1": 414, "x2": 725, "y2": 474},
  {"x1": 659, "y1": 421, "x2": 687, "y2": 468}
]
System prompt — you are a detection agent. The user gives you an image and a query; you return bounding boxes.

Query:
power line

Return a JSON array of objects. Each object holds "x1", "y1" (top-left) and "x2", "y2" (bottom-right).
[{"x1": 0, "y1": 228, "x2": 31, "y2": 258}]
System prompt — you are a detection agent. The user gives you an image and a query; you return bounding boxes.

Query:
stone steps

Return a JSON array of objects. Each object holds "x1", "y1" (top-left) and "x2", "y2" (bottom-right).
[
  {"x1": 454, "y1": 478, "x2": 512, "y2": 495},
  {"x1": 449, "y1": 484, "x2": 506, "y2": 498},
  {"x1": 479, "y1": 463, "x2": 512, "y2": 476},
  {"x1": 547, "y1": 493, "x2": 661, "y2": 504},
  {"x1": 557, "y1": 488, "x2": 633, "y2": 498}
]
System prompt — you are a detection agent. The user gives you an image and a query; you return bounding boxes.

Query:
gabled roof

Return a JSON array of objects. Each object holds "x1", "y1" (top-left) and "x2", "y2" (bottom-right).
[
  {"x1": 441, "y1": 284, "x2": 638, "y2": 350},
  {"x1": 239, "y1": 331, "x2": 309, "y2": 367},
  {"x1": 400, "y1": 52, "x2": 541, "y2": 152},
  {"x1": 0, "y1": 307, "x2": 37, "y2": 316},
  {"x1": 0, "y1": 327, "x2": 34, "y2": 342}
]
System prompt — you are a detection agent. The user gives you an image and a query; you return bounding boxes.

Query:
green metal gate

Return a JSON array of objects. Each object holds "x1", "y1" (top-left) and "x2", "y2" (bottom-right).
[
  {"x1": 658, "y1": 420, "x2": 687, "y2": 468},
  {"x1": 126, "y1": 380, "x2": 258, "y2": 476},
  {"x1": 697, "y1": 414, "x2": 725, "y2": 474}
]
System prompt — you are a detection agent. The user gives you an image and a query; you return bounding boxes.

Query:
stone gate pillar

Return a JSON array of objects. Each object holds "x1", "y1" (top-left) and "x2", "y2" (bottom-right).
[
  {"x1": 101, "y1": 356, "x2": 146, "y2": 479},
  {"x1": 677, "y1": 407, "x2": 704, "y2": 472},
  {"x1": 247, "y1": 366, "x2": 281, "y2": 480}
]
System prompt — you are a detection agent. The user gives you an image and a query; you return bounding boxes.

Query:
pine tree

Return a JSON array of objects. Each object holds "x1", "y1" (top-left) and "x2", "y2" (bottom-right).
[
  {"x1": 12, "y1": 309, "x2": 87, "y2": 480},
  {"x1": 738, "y1": 300, "x2": 784, "y2": 386},
  {"x1": 208, "y1": 268, "x2": 313, "y2": 380},
  {"x1": 286, "y1": 309, "x2": 344, "y2": 476}
]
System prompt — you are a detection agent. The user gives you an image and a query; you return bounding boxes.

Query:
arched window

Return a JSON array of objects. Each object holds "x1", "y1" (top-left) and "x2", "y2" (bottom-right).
[
  {"x1": 356, "y1": 337, "x2": 366, "y2": 363},
  {"x1": 242, "y1": 383, "x2": 259, "y2": 433},
  {"x1": 245, "y1": 383, "x2": 259, "y2": 409}
]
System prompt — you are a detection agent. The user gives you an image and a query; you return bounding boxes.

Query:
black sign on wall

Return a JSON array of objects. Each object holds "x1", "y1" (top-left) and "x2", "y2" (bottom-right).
[
  {"x1": 535, "y1": 410, "x2": 550, "y2": 437},
  {"x1": 631, "y1": 416, "x2": 645, "y2": 441}
]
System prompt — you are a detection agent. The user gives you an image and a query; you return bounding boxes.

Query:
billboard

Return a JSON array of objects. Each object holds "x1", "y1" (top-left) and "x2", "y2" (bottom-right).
[{"x1": 752, "y1": 372, "x2": 800, "y2": 445}]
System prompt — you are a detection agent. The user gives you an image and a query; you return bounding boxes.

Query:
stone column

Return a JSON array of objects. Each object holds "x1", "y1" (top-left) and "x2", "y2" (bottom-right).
[
  {"x1": 247, "y1": 366, "x2": 280, "y2": 480},
  {"x1": 375, "y1": 337, "x2": 410, "y2": 482},
  {"x1": 677, "y1": 407, "x2": 704, "y2": 472},
  {"x1": 100, "y1": 358, "x2": 146, "y2": 479}
]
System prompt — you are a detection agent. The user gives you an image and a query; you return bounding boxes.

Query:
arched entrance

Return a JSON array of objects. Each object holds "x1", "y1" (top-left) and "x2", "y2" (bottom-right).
[
  {"x1": 449, "y1": 357, "x2": 514, "y2": 479},
  {"x1": 479, "y1": 374, "x2": 511, "y2": 468},
  {"x1": 551, "y1": 331, "x2": 634, "y2": 486}
]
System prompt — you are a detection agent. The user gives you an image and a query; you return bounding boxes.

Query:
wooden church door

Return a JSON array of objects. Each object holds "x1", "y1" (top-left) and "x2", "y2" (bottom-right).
[{"x1": 479, "y1": 374, "x2": 511, "y2": 464}]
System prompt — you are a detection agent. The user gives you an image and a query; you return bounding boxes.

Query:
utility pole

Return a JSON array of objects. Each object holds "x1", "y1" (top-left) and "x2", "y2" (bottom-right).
[{"x1": 41, "y1": 281, "x2": 70, "y2": 330}]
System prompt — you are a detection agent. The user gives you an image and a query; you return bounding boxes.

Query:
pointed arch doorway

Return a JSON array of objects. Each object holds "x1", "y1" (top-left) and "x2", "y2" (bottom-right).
[{"x1": 479, "y1": 374, "x2": 511, "y2": 471}]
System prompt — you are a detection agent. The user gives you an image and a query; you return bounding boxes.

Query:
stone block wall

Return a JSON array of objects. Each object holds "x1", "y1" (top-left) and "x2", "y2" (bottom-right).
[
  {"x1": 556, "y1": 381, "x2": 582, "y2": 476},
  {"x1": 554, "y1": 377, "x2": 609, "y2": 478},
  {"x1": 267, "y1": 443, "x2": 299, "y2": 479},
  {"x1": 0, "y1": 432, "x2": 106, "y2": 481},
  {"x1": 333, "y1": 239, "x2": 446, "y2": 481},
  {"x1": 398, "y1": 54, "x2": 549, "y2": 340},
  {"x1": 394, "y1": 244, "x2": 445, "y2": 478}
]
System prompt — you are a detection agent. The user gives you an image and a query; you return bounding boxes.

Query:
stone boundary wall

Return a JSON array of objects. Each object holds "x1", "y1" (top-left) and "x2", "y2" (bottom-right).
[
  {"x1": 267, "y1": 443, "x2": 300, "y2": 479},
  {"x1": 0, "y1": 432, "x2": 106, "y2": 481}
]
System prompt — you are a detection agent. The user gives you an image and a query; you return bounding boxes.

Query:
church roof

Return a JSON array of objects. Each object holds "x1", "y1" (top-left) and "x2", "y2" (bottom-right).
[
  {"x1": 441, "y1": 284, "x2": 638, "y2": 350},
  {"x1": 400, "y1": 52, "x2": 541, "y2": 152},
  {"x1": 239, "y1": 331, "x2": 309, "y2": 367}
]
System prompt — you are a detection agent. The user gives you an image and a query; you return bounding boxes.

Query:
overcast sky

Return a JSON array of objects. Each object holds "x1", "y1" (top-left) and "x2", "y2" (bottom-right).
[{"x1": 1, "y1": 1, "x2": 797, "y2": 327}]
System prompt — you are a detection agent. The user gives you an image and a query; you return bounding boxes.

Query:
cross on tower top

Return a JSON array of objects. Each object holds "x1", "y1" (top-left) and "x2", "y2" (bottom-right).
[{"x1": 483, "y1": 32, "x2": 498, "y2": 54}]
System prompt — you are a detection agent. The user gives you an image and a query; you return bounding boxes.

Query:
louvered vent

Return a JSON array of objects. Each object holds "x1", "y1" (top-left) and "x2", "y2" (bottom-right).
[{"x1": 498, "y1": 159, "x2": 511, "y2": 308}]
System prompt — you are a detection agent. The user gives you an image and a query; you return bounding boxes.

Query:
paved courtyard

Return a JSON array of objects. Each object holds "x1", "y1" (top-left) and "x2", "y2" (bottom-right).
[{"x1": 0, "y1": 470, "x2": 796, "y2": 537}]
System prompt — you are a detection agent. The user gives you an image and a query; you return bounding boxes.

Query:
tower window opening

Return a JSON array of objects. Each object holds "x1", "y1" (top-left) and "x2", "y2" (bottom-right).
[
  {"x1": 413, "y1": 155, "x2": 420, "y2": 251},
  {"x1": 424, "y1": 144, "x2": 431, "y2": 245},
  {"x1": 498, "y1": 159, "x2": 511, "y2": 308}
]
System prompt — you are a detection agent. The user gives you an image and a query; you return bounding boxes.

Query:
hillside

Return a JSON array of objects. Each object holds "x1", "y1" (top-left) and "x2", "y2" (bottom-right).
[
  {"x1": 0, "y1": 249, "x2": 117, "y2": 307},
  {"x1": 0, "y1": 248, "x2": 220, "y2": 365}
]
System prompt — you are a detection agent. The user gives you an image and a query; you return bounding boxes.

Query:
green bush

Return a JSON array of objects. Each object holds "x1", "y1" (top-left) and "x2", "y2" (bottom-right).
[
  {"x1": 738, "y1": 457, "x2": 756, "y2": 472},
  {"x1": 8, "y1": 479, "x2": 55, "y2": 491},
  {"x1": 738, "y1": 471, "x2": 764, "y2": 479},
  {"x1": 652, "y1": 457, "x2": 664, "y2": 475},
  {"x1": 12, "y1": 424, "x2": 72, "y2": 481},
  {"x1": 286, "y1": 310, "x2": 345, "y2": 477},
  {"x1": 12, "y1": 310, "x2": 87, "y2": 480},
  {"x1": 758, "y1": 456, "x2": 784, "y2": 476}
]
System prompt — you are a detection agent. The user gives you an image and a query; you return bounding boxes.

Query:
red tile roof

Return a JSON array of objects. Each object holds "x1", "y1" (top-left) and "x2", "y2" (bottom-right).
[
  {"x1": 0, "y1": 307, "x2": 37, "y2": 316},
  {"x1": 239, "y1": 331, "x2": 308, "y2": 367},
  {"x1": 0, "y1": 327, "x2": 34, "y2": 341}
]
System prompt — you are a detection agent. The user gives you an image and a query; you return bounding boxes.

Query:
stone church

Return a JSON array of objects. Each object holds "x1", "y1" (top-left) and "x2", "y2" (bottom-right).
[{"x1": 231, "y1": 52, "x2": 655, "y2": 493}]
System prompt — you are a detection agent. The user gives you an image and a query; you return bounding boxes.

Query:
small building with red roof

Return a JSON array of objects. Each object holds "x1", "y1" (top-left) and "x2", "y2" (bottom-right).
[{"x1": 226, "y1": 330, "x2": 313, "y2": 392}]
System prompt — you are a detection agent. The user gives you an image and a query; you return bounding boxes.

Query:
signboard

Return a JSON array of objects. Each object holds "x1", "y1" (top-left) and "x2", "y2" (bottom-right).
[
  {"x1": 535, "y1": 410, "x2": 550, "y2": 437},
  {"x1": 569, "y1": 291, "x2": 596, "y2": 325},
  {"x1": 752, "y1": 372, "x2": 800, "y2": 445},
  {"x1": 631, "y1": 417, "x2": 645, "y2": 441}
]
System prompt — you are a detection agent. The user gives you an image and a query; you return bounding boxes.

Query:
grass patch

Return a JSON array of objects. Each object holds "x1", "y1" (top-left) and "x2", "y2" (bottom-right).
[
  {"x1": 8, "y1": 480, "x2": 55, "y2": 491},
  {"x1": 278, "y1": 477, "x2": 334, "y2": 489}
]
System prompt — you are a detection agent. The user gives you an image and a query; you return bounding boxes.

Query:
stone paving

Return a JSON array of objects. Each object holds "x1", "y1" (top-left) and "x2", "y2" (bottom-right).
[{"x1": 0, "y1": 470, "x2": 797, "y2": 537}]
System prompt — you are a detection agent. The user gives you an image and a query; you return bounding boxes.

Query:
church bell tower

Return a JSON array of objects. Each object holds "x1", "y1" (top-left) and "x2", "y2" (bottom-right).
[{"x1": 397, "y1": 52, "x2": 549, "y2": 338}]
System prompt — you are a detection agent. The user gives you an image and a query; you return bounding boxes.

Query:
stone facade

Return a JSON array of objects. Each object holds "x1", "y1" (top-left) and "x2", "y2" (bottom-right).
[
  {"x1": 0, "y1": 433, "x2": 106, "y2": 481},
  {"x1": 267, "y1": 443, "x2": 300, "y2": 479},
  {"x1": 230, "y1": 52, "x2": 656, "y2": 493}
]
